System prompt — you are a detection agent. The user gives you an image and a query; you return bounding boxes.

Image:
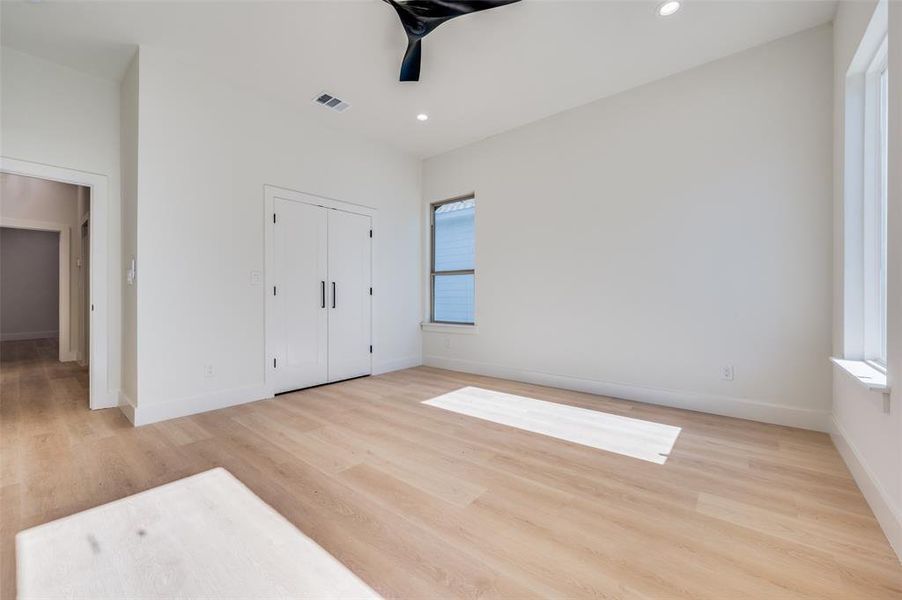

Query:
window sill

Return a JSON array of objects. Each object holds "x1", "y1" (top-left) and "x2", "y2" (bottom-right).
[
  {"x1": 421, "y1": 322, "x2": 479, "y2": 335},
  {"x1": 830, "y1": 357, "x2": 889, "y2": 393}
]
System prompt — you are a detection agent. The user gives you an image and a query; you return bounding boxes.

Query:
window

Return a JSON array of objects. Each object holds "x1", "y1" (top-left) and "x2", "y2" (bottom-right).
[
  {"x1": 431, "y1": 196, "x2": 475, "y2": 324},
  {"x1": 836, "y1": 11, "x2": 889, "y2": 393},
  {"x1": 864, "y1": 38, "x2": 888, "y2": 367}
]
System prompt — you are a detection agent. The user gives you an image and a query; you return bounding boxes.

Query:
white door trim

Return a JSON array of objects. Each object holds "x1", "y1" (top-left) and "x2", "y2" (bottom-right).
[
  {"x1": 0, "y1": 157, "x2": 113, "y2": 410},
  {"x1": 0, "y1": 217, "x2": 72, "y2": 360},
  {"x1": 263, "y1": 185, "x2": 376, "y2": 397}
]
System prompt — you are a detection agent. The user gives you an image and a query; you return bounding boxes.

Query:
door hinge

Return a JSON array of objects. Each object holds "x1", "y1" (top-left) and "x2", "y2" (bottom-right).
[
  {"x1": 273, "y1": 286, "x2": 277, "y2": 296},
  {"x1": 369, "y1": 229, "x2": 372, "y2": 238},
  {"x1": 273, "y1": 213, "x2": 277, "y2": 224},
  {"x1": 369, "y1": 345, "x2": 373, "y2": 354},
  {"x1": 369, "y1": 287, "x2": 372, "y2": 295},
  {"x1": 273, "y1": 357, "x2": 277, "y2": 368}
]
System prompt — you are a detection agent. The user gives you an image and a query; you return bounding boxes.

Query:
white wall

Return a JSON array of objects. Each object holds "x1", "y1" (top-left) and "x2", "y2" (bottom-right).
[
  {"x1": 128, "y1": 46, "x2": 421, "y2": 422},
  {"x1": 421, "y1": 26, "x2": 833, "y2": 431},
  {"x1": 1, "y1": 47, "x2": 122, "y2": 400},
  {"x1": 120, "y1": 54, "x2": 139, "y2": 406},
  {"x1": 831, "y1": 0, "x2": 902, "y2": 560},
  {"x1": 0, "y1": 173, "x2": 84, "y2": 352},
  {"x1": 0, "y1": 228, "x2": 59, "y2": 340}
]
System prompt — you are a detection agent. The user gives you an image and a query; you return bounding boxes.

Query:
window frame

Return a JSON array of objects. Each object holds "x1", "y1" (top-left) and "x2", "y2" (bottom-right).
[
  {"x1": 430, "y1": 195, "x2": 476, "y2": 325},
  {"x1": 862, "y1": 36, "x2": 888, "y2": 368}
]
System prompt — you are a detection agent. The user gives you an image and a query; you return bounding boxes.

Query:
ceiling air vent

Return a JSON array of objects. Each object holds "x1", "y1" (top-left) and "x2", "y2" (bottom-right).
[{"x1": 313, "y1": 92, "x2": 350, "y2": 113}]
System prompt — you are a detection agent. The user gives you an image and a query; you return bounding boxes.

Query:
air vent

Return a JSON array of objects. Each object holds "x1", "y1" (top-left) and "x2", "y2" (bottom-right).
[{"x1": 313, "y1": 92, "x2": 351, "y2": 113}]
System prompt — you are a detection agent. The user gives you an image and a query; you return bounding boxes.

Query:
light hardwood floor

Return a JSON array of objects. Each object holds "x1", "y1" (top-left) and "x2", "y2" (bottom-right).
[{"x1": 2, "y1": 339, "x2": 901, "y2": 598}]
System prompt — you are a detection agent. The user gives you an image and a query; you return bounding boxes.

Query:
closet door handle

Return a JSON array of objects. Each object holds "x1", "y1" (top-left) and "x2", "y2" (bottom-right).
[
  {"x1": 332, "y1": 282, "x2": 336, "y2": 309},
  {"x1": 321, "y1": 281, "x2": 326, "y2": 308}
]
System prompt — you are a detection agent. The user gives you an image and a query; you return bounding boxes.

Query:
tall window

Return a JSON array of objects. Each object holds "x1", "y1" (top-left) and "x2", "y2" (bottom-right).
[
  {"x1": 864, "y1": 38, "x2": 888, "y2": 367},
  {"x1": 431, "y1": 196, "x2": 475, "y2": 324}
]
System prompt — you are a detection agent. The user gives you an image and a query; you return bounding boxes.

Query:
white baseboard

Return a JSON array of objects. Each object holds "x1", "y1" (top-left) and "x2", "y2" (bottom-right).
[
  {"x1": 118, "y1": 390, "x2": 137, "y2": 425},
  {"x1": 116, "y1": 355, "x2": 423, "y2": 427},
  {"x1": 422, "y1": 355, "x2": 831, "y2": 432},
  {"x1": 0, "y1": 330, "x2": 58, "y2": 342},
  {"x1": 374, "y1": 355, "x2": 422, "y2": 376},
  {"x1": 831, "y1": 416, "x2": 902, "y2": 562},
  {"x1": 126, "y1": 385, "x2": 274, "y2": 426}
]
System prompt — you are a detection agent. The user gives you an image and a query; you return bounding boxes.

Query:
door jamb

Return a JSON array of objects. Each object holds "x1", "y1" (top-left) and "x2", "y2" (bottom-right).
[{"x1": 0, "y1": 157, "x2": 113, "y2": 410}]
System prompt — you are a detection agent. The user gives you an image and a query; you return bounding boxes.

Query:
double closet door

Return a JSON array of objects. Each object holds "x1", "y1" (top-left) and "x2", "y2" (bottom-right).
[{"x1": 269, "y1": 196, "x2": 372, "y2": 394}]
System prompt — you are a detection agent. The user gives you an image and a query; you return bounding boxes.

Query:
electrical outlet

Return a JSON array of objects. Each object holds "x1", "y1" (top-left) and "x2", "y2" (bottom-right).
[
  {"x1": 720, "y1": 365, "x2": 734, "y2": 381},
  {"x1": 204, "y1": 364, "x2": 215, "y2": 378},
  {"x1": 250, "y1": 270, "x2": 262, "y2": 286}
]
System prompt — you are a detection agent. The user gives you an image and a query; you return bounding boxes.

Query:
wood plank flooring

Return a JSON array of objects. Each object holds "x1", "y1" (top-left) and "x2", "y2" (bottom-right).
[{"x1": 2, "y1": 338, "x2": 901, "y2": 598}]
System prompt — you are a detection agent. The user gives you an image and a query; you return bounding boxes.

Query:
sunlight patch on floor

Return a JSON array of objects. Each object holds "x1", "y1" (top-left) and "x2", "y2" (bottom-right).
[
  {"x1": 423, "y1": 386, "x2": 681, "y2": 464},
  {"x1": 16, "y1": 468, "x2": 381, "y2": 599}
]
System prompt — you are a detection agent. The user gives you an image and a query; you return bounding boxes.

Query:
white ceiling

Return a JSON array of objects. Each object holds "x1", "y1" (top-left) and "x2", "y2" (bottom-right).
[{"x1": 2, "y1": 0, "x2": 836, "y2": 158}]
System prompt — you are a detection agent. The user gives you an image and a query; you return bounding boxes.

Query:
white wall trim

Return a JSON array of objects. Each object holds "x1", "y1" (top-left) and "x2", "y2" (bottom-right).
[
  {"x1": 264, "y1": 185, "x2": 378, "y2": 219},
  {"x1": 373, "y1": 355, "x2": 422, "y2": 375},
  {"x1": 1, "y1": 217, "x2": 71, "y2": 362},
  {"x1": 129, "y1": 385, "x2": 274, "y2": 427},
  {"x1": 0, "y1": 330, "x2": 59, "y2": 342},
  {"x1": 831, "y1": 415, "x2": 902, "y2": 562},
  {"x1": 118, "y1": 390, "x2": 137, "y2": 425},
  {"x1": 421, "y1": 322, "x2": 479, "y2": 335},
  {"x1": 124, "y1": 356, "x2": 420, "y2": 426},
  {"x1": 423, "y1": 355, "x2": 831, "y2": 432},
  {"x1": 0, "y1": 157, "x2": 113, "y2": 410}
]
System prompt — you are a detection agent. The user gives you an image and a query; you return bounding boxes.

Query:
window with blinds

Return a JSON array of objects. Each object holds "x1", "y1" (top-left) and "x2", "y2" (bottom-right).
[{"x1": 431, "y1": 196, "x2": 475, "y2": 324}]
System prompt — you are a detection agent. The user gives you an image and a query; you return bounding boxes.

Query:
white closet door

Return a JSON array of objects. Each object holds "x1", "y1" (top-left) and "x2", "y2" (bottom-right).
[
  {"x1": 271, "y1": 198, "x2": 328, "y2": 393},
  {"x1": 327, "y1": 210, "x2": 372, "y2": 382}
]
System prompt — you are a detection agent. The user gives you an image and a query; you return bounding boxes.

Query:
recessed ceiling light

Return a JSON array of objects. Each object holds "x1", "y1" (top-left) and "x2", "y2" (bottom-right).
[
  {"x1": 417, "y1": 113, "x2": 429, "y2": 121},
  {"x1": 657, "y1": 1, "x2": 681, "y2": 16}
]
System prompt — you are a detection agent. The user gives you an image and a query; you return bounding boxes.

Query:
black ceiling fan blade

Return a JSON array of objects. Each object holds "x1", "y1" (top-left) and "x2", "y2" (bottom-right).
[
  {"x1": 399, "y1": 38, "x2": 423, "y2": 82},
  {"x1": 384, "y1": 0, "x2": 522, "y2": 82},
  {"x1": 390, "y1": 0, "x2": 522, "y2": 24}
]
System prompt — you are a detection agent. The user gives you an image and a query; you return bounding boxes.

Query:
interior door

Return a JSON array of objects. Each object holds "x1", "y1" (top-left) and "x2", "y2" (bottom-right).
[
  {"x1": 271, "y1": 197, "x2": 328, "y2": 393},
  {"x1": 327, "y1": 209, "x2": 372, "y2": 382}
]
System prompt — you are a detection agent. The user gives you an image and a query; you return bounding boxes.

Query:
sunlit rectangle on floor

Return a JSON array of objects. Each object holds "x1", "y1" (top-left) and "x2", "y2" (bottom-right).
[
  {"x1": 423, "y1": 386, "x2": 681, "y2": 464},
  {"x1": 16, "y1": 468, "x2": 381, "y2": 599}
]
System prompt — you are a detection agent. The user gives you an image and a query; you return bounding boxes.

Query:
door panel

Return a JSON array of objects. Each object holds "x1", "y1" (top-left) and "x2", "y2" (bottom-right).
[
  {"x1": 327, "y1": 210, "x2": 372, "y2": 382},
  {"x1": 271, "y1": 198, "x2": 328, "y2": 393}
]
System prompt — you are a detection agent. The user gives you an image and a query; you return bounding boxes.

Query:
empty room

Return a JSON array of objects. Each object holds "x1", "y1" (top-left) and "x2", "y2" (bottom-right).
[{"x1": 0, "y1": 0, "x2": 900, "y2": 597}]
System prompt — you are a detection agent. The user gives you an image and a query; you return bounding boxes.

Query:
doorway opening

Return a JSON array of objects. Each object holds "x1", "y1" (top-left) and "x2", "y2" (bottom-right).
[{"x1": 0, "y1": 173, "x2": 91, "y2": 407}]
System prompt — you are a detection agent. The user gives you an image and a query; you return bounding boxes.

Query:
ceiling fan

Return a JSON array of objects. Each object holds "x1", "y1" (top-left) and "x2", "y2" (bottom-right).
[{"x1": 383, "y1": 0, "x2": 522, "y2": 82}]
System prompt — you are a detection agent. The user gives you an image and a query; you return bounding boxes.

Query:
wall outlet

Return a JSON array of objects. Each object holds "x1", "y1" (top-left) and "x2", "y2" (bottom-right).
[
  {"x1": 720, "y1": 365, "x2": 734, "y2": 381},
  {"x1": 250, "y1": 270, "x2": 262, "y2": 286},
  {"x1": 204, "y1": 364, "x2": 215, "y2": 378}
]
